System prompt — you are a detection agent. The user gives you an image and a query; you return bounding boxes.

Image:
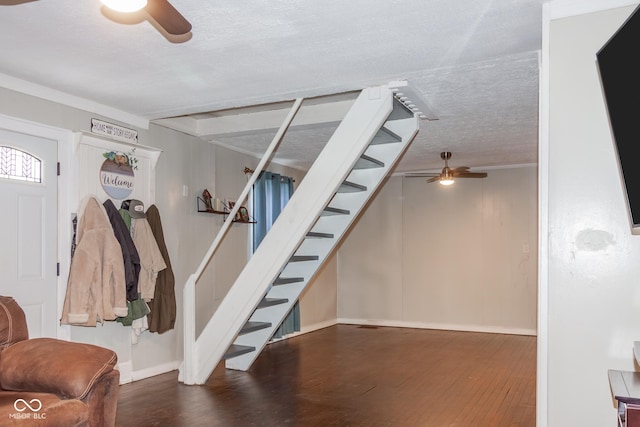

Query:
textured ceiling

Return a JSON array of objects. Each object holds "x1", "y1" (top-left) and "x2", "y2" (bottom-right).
[{"x1": 0, "y1": 0, "x2": 544, "y2": 172}]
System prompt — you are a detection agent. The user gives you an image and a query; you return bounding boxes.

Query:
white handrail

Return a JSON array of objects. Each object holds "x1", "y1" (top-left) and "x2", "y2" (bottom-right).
[
  {"x1": 181, "y1": 97, "x2": 304, "y2": 384},
  {"x1": 193, "y1": 98, "x2": 304, "y2": 283}
]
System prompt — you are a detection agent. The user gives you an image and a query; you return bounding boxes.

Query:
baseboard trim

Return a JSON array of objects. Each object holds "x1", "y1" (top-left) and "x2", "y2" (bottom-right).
[
  {"x1": 132, "y1": 360, "x2": 182, "y2": 382},
  {"x1": 116, "y1": 361, "x2": 133, "y2": 385},
  {"x1": 269, "y1": 318, "x2": 338, "y2": 343},
  {"x1": 337, "y1": 318, "x2": 537, "y2": 336},
  {"x1": 117, "y1": 360, "x2": 182, "y2": 385}
]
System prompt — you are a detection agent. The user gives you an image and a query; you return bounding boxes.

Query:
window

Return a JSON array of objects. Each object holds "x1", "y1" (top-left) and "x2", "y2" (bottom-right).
[
  {"x1": 0, "y1": 146, "x2": 42, "y2": 183},
  {"x1": 253, "y1": 171, "x2": 299, "y2": 338}
]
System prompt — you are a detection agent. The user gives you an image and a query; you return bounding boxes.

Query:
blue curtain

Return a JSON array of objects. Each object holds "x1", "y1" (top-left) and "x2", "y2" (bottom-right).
[{"x1": 253, "y1": 171, "x2": 299, "y2": 338}]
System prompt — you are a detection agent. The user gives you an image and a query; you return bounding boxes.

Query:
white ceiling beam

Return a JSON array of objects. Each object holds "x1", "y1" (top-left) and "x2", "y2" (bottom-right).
[
  {"x1": 153, "y1": 99, "x2": 355, "y2": 139},
  {"x1": 152, "y1": 115, "x2": 201, "y2": 137}
]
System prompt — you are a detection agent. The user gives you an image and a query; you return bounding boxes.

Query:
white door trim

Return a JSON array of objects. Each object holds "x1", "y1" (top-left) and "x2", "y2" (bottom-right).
[
  {"x1": 537, "y1": 6, "x2": 551, "y2": 427},
  {"x1": 0, "y1": 113, "x2": 74, "y2": 340}
]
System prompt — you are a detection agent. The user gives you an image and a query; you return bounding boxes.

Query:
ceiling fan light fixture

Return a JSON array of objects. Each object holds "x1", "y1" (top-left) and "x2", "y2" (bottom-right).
[
  {"x1": 101, "y1": 0, "x2": 147, "y2": 13},
  {"x1": 439, "y1": 163, "x2": 455, "y2": 185},
  {"x1": 439, "y1": 178, "x2": 455, "y2": 186}
]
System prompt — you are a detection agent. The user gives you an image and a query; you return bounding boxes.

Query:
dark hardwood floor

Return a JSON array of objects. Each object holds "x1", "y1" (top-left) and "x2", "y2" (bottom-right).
[{"x1": 116, "y1": 325, "x2": 536, "y2": 427}]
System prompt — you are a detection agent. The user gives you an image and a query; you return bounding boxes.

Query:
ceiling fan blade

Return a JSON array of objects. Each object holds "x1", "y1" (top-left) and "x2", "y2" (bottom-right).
[
  {"x1": 453, "y1": 172, "x2": 488, "y2": 178},
  {"x1": 0, "y1": 0, "x2": 37, "y2": 4},
  {"x1": 452, "y1": 166, "x2": 470, "y2": 173},
  {"x1": 404, "y1": 173, "x2": 439, "y2": 178},
  {"x1": 145, "y1": 0, "x2": 192, "y2": 35},
  {"x1": 426, "y1": 176, "x2": 441, "y2": 183}
]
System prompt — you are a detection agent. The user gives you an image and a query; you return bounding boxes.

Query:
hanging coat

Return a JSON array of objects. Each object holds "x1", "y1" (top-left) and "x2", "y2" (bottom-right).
[
  {"x1": 103, "y1": 199, "x2": 141, "y2": 302},
  {"x1": 61, "y1": 196, "x2": 128, "y2": 326},
  {"x1": 145, "y1": 205, "x2": 176, "y2": 334},
  {"x1": 132, "y1": 217, "x2": 166, "y2": 301}
]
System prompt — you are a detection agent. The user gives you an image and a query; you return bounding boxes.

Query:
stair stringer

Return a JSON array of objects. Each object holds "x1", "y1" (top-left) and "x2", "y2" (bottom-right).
[{"x1": 183, "y1": 85, "x2": 405, "y2": 385}]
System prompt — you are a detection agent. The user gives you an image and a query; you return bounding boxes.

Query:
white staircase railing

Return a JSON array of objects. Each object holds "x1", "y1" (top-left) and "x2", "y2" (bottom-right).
[
  {"x1": 179, "y1": 98, "x2": 303, "y2": 385},
  {"x1": 180, "y1": 81, "x2": 429, "y2": 385}
]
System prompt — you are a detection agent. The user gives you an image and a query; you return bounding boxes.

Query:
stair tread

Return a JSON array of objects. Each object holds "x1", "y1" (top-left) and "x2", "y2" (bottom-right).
[
  {"x1": 371, "y1": 126, "x2": 402, "y2": 145},
  {"x1": 387, "y1": 97, "x2": 415, "y2": 121},
  {"x1": 290, "y1": 255, "x2": 320, "y2": 262},
  {"x1": 224, "y1": 344, "x2": 255, "y2": 359},
  {"x1": 321, "y1": 206, "x2": 350, "y2": 216},
  {"x1": 240, "y1": 321, "x2": 272, "y2": 335},
  {"x1": 353, "y1": 154, "x2": 384, "y2": 169},
  {"x1": 338, "y1": 180, "x2": 367, "y2": 193},
  {"x1": 306, "y1": 231, "x2": 334, "y2": 239},
  {"x1": 257, "y1": 297, "x2": 289, "y2": 308},
  {"x1": 273, "y1": 277, "x2": 305, "y2": 285}
]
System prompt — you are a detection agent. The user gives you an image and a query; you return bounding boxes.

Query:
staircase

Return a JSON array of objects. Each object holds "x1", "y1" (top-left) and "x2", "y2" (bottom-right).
[{"x1": 180, "y1": 81, "x2": 428, "y2": 384}]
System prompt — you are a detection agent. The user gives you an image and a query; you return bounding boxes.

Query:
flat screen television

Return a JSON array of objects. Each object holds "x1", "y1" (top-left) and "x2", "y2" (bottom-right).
[{"x1": 596, "y1": 3, "x2": 640, "y2": 234}]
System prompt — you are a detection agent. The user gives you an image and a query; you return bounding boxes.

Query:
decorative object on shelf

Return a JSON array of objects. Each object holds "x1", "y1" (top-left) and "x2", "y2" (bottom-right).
[
  {"x1": 196, "y1": 196, "x2": 255, "y2": 223},
  {"x1": 238, "y1": 207, "x2": 250, "y2": 222},
  {"x1": 201, "y1": 189, "x2": 212, "y2": 210},
  {"x1": 225, "y1": 201, "x2": 243, "y2": 221},
  {"x1": 196, "y1": 196, "x2": 224, "y2": 214},
  {"x1": 213, "y1": 197, "x2": 224, "y2": 211},
  {"x1": 103, "y1": 148, "x2": 139, "y2": 170}
]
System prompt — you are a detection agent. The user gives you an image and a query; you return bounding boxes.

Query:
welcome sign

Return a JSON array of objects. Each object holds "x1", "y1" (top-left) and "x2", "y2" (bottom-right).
[{"x1": 100, "y1": 151, "x2": 136, "y2": 199}]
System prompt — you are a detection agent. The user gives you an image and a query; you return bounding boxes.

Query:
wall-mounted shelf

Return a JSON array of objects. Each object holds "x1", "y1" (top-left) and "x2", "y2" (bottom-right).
[{"x1": 196, "y1": 197, "x2": 256, "y2": 223}]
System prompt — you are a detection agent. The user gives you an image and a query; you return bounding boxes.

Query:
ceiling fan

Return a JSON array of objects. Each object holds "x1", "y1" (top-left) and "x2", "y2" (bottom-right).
[
  {"x1": 0, "y1": 0, "x2": 192, "y2": 38},
  {"x1": 101, "y1": 0, "x2": 192, "y2": 38},
  {"x1": 405, "y1": 152, "x2": 488, "y2": 185}
]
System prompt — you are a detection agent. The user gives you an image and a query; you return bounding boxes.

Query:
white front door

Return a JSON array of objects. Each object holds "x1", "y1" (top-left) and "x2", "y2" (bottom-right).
[{"x1": 0, "y1": 129, "x2": 58, "y2": 338}]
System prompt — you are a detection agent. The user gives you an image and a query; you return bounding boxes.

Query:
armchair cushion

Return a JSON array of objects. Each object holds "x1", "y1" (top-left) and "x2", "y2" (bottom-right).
[
  {"x1": 0, "y1": 338, "x2": 117, "y2": 400},
  {"x1": 0, "y1": 297, "x2": 28, "y2": 349}
]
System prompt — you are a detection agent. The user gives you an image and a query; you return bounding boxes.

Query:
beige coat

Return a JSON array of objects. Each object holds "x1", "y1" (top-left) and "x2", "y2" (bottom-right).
[
  {"x1": 61, "y1": 196, "x2": 128, "y2": 326},
  {"x1": 132, "y1": 218, "x2": 166, "y2": 301}
]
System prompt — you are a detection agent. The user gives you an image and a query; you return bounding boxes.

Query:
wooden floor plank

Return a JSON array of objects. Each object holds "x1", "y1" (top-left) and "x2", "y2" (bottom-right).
[{"x1": 115, "y1": 325, "x2": 536, "y2": 427}]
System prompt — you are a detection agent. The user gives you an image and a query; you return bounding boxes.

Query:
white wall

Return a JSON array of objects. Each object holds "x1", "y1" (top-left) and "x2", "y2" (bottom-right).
[
  {"x1": 544, "y1": 2, "x2": 640, "y2": 425},
  {"x1": 337, "y1": 176, "x2": 404, "y2": 321},
  {"x1": 338, "y1": 167, "x2": 538, "y2": 334}
]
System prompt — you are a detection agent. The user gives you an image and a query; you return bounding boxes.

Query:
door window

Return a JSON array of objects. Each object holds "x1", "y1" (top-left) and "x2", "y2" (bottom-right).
[{"x1": 0, "y1": 146, "x2": 42, "y2": 183}]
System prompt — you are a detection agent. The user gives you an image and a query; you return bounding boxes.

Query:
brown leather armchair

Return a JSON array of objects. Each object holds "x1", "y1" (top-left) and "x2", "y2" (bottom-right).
[{"x1": 0, "y1": 296, "x2": 119, "y2": 426}]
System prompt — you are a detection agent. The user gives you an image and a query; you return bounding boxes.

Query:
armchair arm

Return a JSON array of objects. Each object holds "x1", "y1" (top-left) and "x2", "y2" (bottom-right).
[{"x1": 0, "y1": 338, "x2": 117, "y2": 400}]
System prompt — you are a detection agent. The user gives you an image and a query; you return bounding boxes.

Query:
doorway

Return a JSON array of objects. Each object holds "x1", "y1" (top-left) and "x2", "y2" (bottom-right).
[{"x1": 0, "y1": 128, "x2": 58, "y2": 338}]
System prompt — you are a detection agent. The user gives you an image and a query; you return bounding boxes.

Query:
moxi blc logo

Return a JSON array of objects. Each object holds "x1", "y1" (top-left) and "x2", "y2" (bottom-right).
[
  {"x1": 14, "y1": 399, "x2": 42, "y2": 412},
  {"x1": 9, "y1": 398, "x2": 46, "y2": 420}
]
